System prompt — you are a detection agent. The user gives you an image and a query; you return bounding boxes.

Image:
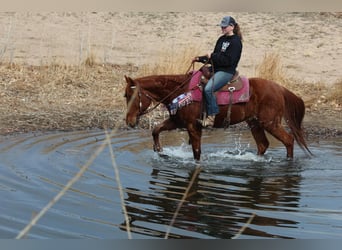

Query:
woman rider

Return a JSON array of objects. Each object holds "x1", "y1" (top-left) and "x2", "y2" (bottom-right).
[{"x1": 194, "y1": 16, "x2": 243, "y2": 127}]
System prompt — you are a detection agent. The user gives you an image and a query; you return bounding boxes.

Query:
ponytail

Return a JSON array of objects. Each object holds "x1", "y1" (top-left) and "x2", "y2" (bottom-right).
[{"x1": 233, "y1": 23, "x2": 243, "y2": 41}]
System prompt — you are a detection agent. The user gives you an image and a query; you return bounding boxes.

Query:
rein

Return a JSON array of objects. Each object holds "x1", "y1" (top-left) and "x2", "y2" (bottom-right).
[{"x1": 138, "y1": 62, "x2": 207, "y2": 116}]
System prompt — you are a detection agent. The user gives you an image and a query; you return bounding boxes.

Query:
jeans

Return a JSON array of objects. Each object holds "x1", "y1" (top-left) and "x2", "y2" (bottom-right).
[{"x1": 204, "y1": 71, "x2": 233, "y2": 116}]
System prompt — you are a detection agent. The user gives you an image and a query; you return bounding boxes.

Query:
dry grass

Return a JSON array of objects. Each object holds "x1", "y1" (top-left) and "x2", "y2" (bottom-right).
[
  {"x1": 255, "y1": 52, "x2": 342, "y2": 108},
  {"x1": 137, "y1": 46, "x2": 203, "y2": 76},
  {"x1": 0, "y1": 46, "x2": 204, "y2": 134},
  {"x1": 328, "y1": 79, "x2": 342, "y2": 104},
  {"x1": 0, "y1": 49, "x2": 341, "y2": 135},
  {"x1": 255, "y1": 53, "x2": 287, "y2": 84},
  {"x1": 0, "y1": 60, "x2": 138, "y2": 134}
]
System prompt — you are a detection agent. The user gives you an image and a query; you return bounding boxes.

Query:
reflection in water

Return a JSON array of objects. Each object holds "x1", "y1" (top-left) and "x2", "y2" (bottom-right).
[{"x1": 123, "y1": 157, "x2": 302, "y2": 239}]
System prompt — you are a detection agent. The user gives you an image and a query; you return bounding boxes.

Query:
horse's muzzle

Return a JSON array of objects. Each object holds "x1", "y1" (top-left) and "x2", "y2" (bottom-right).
[
  {"x1": 126, "y1": 116, "x2": 139, "y2": 128},
  {"x1": 127, "y1": 122, "x2": 136, "y2": 128}
]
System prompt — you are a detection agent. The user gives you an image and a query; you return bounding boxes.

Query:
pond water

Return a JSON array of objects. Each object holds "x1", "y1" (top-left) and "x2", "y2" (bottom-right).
[{"x1": 0, "y1": 129, "x2": 341, "y2": 239}]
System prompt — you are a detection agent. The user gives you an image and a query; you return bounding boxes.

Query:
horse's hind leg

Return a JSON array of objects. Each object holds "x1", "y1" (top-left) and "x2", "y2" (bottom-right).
[
  {"x1": 247, "y1": 119, "x2": 269, "y2": 156},
  {"x1": 152, "y1": 118, "x2": 177, "y2": 152},
  {"x1": 264, "y1": 123, "x2": 294, "y2": 159}
]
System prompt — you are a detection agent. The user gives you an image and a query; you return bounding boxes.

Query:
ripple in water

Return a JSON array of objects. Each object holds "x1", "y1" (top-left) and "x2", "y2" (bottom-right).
[{"x1": 0, "y1": 129, "x2": 341, "y2": 239}]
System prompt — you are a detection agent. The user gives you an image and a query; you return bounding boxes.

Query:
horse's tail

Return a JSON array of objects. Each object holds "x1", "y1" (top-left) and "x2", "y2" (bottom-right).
[{"x1": 282, "y1": 87, "x2": 313, "y2": 156}]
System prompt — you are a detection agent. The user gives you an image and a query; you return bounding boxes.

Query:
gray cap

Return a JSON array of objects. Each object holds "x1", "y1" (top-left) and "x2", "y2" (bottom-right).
[{"x1": 218, "y1": 16, "x2": 237, "y2": 27}]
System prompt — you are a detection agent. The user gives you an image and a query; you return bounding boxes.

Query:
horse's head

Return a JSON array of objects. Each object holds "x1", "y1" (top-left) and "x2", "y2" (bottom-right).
[{"x1": 124, "y1": 75, "x2": 153, "y2": 128}]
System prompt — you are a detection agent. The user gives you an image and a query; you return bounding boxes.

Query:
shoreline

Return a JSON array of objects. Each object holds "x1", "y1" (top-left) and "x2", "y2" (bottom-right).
[{"x1": 1, "y1": 116, "x2": 341, "y2": 139}]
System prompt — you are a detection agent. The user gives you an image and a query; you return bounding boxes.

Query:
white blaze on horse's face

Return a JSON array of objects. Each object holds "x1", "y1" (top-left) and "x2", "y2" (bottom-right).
[
  {"x1": 124, "y1": 78, "x2": 140, "y2": 127},
  {"x1": 124, "y1": 76, "x2": 154, "y2": 128}
]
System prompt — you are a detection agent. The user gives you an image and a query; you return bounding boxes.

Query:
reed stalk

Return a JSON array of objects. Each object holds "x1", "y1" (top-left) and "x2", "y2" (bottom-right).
[
  {"x1": 231, "y1": 213, "x2": 256, "y2": 239},
  {"x1": 105, "y1": 130, "x2": 132, "y2": 239},
  {"x1": 164, "y1": 166, "x2": 202, "y2": 239},
  {"x1": 15, "y1": 137, "x2": 109, "y2": 239},
  {"x1": 15, "y1": 86, "x2": 139, "y2": 239}
]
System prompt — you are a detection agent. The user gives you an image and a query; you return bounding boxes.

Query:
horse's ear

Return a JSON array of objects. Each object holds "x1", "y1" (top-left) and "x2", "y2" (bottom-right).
[
  {"x1": 124, "y1": 75, "x2": 134, "y2": 85},
  {"x1": 124, "y1": 75, "x2": 130, "y2": 83}
]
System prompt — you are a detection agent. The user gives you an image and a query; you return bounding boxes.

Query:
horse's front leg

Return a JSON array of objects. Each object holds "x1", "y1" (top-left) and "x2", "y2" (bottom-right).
[
  {"x1": 152, "y1": 118, "x2": 177, "y2": 152},
  {"x1": 186, "y1": 123, "x2": 202, "y2": 161}
]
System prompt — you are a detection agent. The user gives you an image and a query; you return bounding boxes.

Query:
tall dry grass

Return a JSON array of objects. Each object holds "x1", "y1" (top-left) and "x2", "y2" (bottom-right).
[
  {"x1": 1, "y1": 48, "x2": 340, "y2": 135},
  {"x1": 255, "y1": 53, "x2": 287, "y2": 84},
  {"x1": 0, "y1": 60, "x2": 135, "y2": 134},
  {"x1": 254, "y1": 52, "x2": 309, "y2": 93},
  {"x1": 328, "y1": 79, "x2": 342, "y2": 105},
  {"x1": 137, "y1": 46, "x2": 203, "y2": 76},
  {"x1": 254, "y1": 52, "x2": 341, "y2": 109}
]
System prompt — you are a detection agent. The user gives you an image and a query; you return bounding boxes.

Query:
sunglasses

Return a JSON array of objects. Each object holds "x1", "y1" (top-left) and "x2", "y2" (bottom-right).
[{"x1": 221, "y1": 25, "x2": 231, "y2": 29}]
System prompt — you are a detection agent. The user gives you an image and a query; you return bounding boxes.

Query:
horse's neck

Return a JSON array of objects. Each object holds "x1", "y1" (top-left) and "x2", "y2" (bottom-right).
[{"x1": 142, "y1": 75, "x2": 189, "y2": 103}]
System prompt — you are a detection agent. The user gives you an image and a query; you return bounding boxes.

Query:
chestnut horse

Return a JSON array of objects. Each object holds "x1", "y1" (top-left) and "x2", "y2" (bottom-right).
[{"x1": 124, "y1": 74, "x2": 311, "y2": 160}]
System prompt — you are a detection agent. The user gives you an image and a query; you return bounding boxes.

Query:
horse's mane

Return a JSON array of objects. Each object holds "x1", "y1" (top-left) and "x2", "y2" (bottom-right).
[
  {"x1": 137, "y1": 74, "x2": 188, "y2": 82},
  {"x1": 136, "y1": 74, "x2": 191, "y2": 90}
]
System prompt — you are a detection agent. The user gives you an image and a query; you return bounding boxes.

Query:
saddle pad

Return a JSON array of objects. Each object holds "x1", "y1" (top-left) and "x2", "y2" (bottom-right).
[
  {"x1": 168, "y1": 92, "x2": 193, "y2": 115},
  {"x1": 188, "y1": 70, "x2": 203, "y2": 101},
  {"x1": 216, "y1": 76, "x2": 250, "y2": 105},
  {"x1": 189, "y1": 70, "x2": 250, "y2": 105}
]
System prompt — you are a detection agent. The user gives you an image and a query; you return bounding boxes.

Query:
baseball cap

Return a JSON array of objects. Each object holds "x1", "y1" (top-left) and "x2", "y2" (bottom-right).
[{"x1": 218, "y1": 16, "x2": 237, "y2": 27}]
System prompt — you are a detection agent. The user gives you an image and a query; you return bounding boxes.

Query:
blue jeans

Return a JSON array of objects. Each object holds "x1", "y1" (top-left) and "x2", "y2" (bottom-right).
[{"x1": 204, "y1": 71, "x2": 233, "y2": 115}]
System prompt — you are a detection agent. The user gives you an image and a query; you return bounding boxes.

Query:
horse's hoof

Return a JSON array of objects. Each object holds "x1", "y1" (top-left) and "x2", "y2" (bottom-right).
[
  {"x1": 153, "y1": 145, "x2": 162, "y2": 152},
  {"x1": 158, "y1": 152, "x2": 170, "y2": 159}
]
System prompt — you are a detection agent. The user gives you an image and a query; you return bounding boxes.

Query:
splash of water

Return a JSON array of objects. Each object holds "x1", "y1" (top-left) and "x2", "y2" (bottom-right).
[{"x1": 155, "y1": 137, "x2": 273, "y2": 164}]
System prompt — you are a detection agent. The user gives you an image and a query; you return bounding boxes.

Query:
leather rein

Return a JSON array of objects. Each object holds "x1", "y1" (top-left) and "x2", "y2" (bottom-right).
[{"x1": 133, "y1": 62, "x2": 207, "y2": 116}]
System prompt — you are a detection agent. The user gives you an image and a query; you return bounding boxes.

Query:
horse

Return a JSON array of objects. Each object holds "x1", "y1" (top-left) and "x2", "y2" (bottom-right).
[{"x1": 124, "y1": 72, "x2": 311, "y2": 161}]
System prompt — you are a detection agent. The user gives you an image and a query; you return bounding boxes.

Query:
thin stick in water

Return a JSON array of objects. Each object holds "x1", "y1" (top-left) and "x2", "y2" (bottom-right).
[
  {"x1": 231, "y1": 213, "x2": 256, "y2": 239},
  {"x1": 16, "y1": 84, "x2": 139, "y2": 239},
  {"x1": 164, "y1": 166, "x2": 202, "y2": 239},
  {"x1": 105, "y1": 130, "x2": 132, "y2": 239}
]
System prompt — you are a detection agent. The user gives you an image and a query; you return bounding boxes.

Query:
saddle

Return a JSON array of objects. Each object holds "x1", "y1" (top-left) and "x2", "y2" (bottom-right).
[
  {"x1": 200, "y1": 66, "x2": 243, "y2": 92},
  {"x1": 188, "y1": 69, "x2": 250, "y2": 105},
  {"x1": 187, "y1": 69, "x2": 250, "y2": 129},
  {"x1": 219, "y1": 72, "x2": 243, "y2": 92}
]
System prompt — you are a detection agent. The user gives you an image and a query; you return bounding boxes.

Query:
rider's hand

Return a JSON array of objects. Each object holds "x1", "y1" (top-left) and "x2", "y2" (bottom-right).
[{"x1": 192, "y1": 57, "x2": 199, "y2": 63}]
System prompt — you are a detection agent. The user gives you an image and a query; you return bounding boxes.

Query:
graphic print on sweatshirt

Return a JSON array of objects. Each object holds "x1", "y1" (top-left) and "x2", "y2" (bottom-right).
[{"x1": 221, "y1": 41, "x2": 230, "y2": 52}]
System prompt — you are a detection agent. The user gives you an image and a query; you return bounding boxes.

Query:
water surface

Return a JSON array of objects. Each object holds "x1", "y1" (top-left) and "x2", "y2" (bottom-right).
[{"x1": 0, "y1": 129, "x2": 341, "y2": 239}]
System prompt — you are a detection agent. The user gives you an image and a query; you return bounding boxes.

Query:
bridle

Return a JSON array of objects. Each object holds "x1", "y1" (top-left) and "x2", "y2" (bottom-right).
[
  {"x1": 128, "y1": 85, "x2": 157, "y2": 117},
  {"x1": 128, "y1": 62, "x2": 209, "y2": 117},
  {"x1": 130, "y1": 74, "x2": 193, "y2": 117}
]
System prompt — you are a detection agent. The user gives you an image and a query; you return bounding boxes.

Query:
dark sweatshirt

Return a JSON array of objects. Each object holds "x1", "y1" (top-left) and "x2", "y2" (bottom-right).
[{"x1": 199, "y1": 34, "x2": 242, "y2": 75}]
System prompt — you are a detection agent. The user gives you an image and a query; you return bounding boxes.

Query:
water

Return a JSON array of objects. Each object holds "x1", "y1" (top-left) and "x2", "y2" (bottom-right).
[{"x1": 0, "y1": 129, "x2": 341, "y2": 239}]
